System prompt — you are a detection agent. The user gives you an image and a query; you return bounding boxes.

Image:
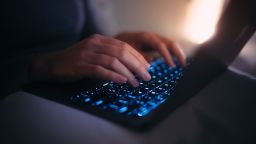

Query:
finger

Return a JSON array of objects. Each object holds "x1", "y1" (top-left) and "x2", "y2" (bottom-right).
[
  {"x1": 97, "y1": 43, "x2": 151, "y2": 82},
  {"x1": 123, "y1": 43, "x2": 151, "y2": 68},
  {"x1": 94, "y1": 35, "x2": 150, "y2": 68},
  {"x1": 159, "y1": 36, "x2": 186, "y2": 66},
  {"x1": 93, "y1": 41, "x2": 151, "y2": 82},
  {"x1": 82, "y1": 64, "x2": 128, "y2": 84},
  {"x1": 142, "y1": 33, "x2": 175, "y2": 67},
  {"x1": 85, "y1": 53, "x2": 139, "y2": 87}
]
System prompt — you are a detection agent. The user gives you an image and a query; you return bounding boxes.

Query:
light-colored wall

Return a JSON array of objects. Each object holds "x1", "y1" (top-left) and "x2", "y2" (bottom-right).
[
  {"x1": 112, "y1": 0, "x2": 189, "y2": 38},
  {"x1": 111, "y1": 0, "x2": 197, "y2": 56}
]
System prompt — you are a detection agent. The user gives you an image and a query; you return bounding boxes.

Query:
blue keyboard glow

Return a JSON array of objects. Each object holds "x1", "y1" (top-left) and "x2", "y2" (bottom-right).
[{"x1": 70, "y1": 58, "x2": 185, "y2": 117}]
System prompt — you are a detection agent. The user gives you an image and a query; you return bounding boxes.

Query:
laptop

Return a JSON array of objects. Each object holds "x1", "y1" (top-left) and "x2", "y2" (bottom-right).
[{"x1": 24, "y1": 0, "x2": 255, "y2": 131}]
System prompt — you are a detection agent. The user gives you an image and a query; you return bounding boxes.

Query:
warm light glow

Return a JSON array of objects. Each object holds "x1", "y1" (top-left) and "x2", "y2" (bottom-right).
[{"x1": 184, "y1": 0, "x2": 224, "y2": 44}]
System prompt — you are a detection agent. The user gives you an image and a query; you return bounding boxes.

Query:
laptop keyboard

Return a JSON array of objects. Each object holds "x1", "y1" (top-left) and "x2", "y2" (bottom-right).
[{"x1": 70, "y1": 58, "x2": 185, "y2": 117}]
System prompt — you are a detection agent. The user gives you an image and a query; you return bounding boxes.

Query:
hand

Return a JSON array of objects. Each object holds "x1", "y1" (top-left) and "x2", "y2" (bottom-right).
[
  {"x1": 30, "y1": 34, "x2": 151, "y2": 87},
  {"x1": 115, "y1": 32, "x2": 186, "y2": 67}
]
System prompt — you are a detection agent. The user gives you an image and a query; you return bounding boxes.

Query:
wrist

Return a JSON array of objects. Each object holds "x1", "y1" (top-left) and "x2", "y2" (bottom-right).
[{"x1": 29, "y1": 52, "x2": 56, "y2": 82}]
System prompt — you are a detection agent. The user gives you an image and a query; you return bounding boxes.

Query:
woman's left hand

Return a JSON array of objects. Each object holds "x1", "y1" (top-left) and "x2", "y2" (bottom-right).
[{"x1": 115, "y1": 32, "x2": 186, "y2": 67}]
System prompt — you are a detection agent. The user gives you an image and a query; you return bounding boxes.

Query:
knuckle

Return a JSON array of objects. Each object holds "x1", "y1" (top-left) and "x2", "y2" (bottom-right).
[
  {"x1": 155, "y1": 41, "x2": 166, "y2": 50},
  {"x1": 119, "y1": 46, "x2": 127, "y2": 57},
  {"x1": 138, "y1": 64, "x2": 146, "y2": 72},
  {"x1": 89, "y1": 34, "x2": 102, "y2": 43},
  {"x1": 91, "y1": 65, "x2": 102, "y2": 73},
  {"x1": 90, "y1": 34, "x2": 101, "y2": 39},
  {"x1": 119, "y1": 41, "x2": 129, "y2": 50},
  {"x1": 159, "y1": 42, "x2": 165, "y2": 48},
  {"x1": 133, "y1": 61, "x2": 144, "y2": 71},
  {"x1": 109, "y1": 57, "x2": 118, "y2": 67}
]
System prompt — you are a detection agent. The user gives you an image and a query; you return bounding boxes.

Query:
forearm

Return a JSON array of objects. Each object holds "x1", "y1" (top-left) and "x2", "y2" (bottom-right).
[
  {"x1": 1, "y1": 47, "x2": 62, "y2": 97},
  {"x1": 29, "y1": 52, "x2": 57, "y2": 83}
]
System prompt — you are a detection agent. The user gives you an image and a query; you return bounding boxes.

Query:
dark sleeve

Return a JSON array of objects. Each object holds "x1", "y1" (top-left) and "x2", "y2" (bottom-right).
[
  {"x1": 79, "y1": 0, "x2": 102, "y2": 39},
  {"x1": 1, "y1": 51, "x2": 36, "y2": 97}
]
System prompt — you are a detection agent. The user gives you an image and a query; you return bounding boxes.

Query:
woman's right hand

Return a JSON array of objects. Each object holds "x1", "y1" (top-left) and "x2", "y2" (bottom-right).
[{"x1": 30, "y1": 34, "x2": 151, "y2": 87}]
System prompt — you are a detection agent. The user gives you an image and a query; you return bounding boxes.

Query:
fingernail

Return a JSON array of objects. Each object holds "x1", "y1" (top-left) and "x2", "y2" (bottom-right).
[
  {"x1": 143, "y1": 71, "x2": 151, "y2": 81},
  {"x1": 132, "y1": 80, "x2": 139, "y2": 87},
  {"x1": 117, "y1": 77, "x2": 127, "y2": 84},
  {"x1": 145, "y1": 63, "x2": 151, "y2": 68},
  {"x1": 169, "y1": 62, "x2": 176, "y2": 68}
]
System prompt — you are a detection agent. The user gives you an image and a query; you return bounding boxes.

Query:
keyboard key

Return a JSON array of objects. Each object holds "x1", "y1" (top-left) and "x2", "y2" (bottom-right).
[
  {"x1": 109, "y1": 104, "x2": 119, "y2": 110},
  {"x1": 118, "y1": 99, "x2": 129, "y2": 105},
  {"x1": 95, "y1": 100, "x2": 103, "y2": 106},
  {"x1": 119, "y1": 106, "x2": 128, "y2": 113},
  {"x1": 84, "y1": 98, "x2": 91, "y2": 103}
]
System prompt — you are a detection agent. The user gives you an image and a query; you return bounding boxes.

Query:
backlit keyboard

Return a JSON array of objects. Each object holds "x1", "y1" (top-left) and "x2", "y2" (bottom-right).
[{"x1": 70, "y1": 58, "x2": 185, "y2": 117}]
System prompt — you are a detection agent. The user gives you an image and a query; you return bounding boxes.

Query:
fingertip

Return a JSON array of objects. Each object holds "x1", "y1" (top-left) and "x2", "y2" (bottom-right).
[
  {"x1": 142, "y1": 57, "x2": 151, "y2": 69},
  {"x1": 181, "y1": 60, "x2": 187, "y2": 67},
  {"x1": 116, "y1": 76, "x2": 128, "y2": 84},
  {"x1": 131, "y1": 80, "x2": 139, "y2": 87},
  {"x1": 170, "y1": 63, "x2": 176, "y2": 68},
  {"x1": 143, "y1": 71, "x2": 151, "y2": 81},
  {"x1": 145, "y1": 63, "x2": 151, "y2": 68},
  {"x1": 165, "y1": 57, "x2": 175, "y2": 68},
  {"x1": 176, "y1": 44, "x2": 187, "y2": 66},
  {"x1": 179, "y1": 56, "x2": 187, "y2": 67},
  {"x1": 169, "y1": 61, "x2": 176, "y2": 68}
]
